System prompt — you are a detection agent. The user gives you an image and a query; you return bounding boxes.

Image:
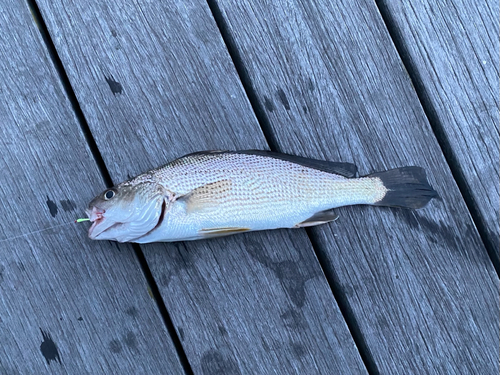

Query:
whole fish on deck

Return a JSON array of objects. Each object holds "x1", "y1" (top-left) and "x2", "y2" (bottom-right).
[{"x1": 86, "y1": 150, "x2": 437, "y2": 243}]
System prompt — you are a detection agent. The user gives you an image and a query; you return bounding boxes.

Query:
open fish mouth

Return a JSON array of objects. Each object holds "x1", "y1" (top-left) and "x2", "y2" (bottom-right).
[
  {"x1": 86, "y1": 207, "x2": 123, "y2": 239},
  {"x1": 85, "y1": 198, "x2": 165, "y2": 242}
]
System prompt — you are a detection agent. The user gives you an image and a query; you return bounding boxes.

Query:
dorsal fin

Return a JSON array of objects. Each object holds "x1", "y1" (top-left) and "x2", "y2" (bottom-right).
[
  {"x1": 168, "y1": 150, "x2": 358, "y2": 177},
  {"x1": 235, "y1": 150, "x2": 358, "y2": 178}
]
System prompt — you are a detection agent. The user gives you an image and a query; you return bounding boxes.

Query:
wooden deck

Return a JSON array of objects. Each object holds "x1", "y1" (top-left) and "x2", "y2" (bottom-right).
[{"x1": 1, "y1": 0, "x2": 498, "y2": 373}]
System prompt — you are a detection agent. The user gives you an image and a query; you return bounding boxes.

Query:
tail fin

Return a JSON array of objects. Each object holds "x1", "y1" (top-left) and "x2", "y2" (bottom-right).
[{"x1": 370, "y1": 167, "x2": 438, "y2": 209}]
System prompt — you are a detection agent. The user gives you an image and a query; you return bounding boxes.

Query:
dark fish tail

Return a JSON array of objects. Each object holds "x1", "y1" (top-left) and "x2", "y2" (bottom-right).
[{"x1": 370, "y1": 167, "x2": 438, "y2": 209}]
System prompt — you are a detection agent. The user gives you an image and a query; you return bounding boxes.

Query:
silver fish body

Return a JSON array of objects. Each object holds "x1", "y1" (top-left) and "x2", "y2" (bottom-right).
[{"x1": 86, "y1": 151, "x2": 437, "y2": 243}]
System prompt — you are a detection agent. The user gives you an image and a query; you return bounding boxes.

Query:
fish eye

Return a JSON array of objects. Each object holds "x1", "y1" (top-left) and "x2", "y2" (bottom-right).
[{"x1": 104, "y1": 190, "x2": 115, "y2": 200}]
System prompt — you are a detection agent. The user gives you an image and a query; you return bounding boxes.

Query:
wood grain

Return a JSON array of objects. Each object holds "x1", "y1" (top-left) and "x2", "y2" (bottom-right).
[
  {"x1": 377, "y1": 0, "x2": 500, "y2": 269},
  {"x1": 212, "y1": 0, "x2": 499, "y2": 373},
  {"x1": 0, "y1": 1, "x2": 186, "y2": 374},
  {"x1": 35, "y1": 0, "x2": 368, "y2": 373}
]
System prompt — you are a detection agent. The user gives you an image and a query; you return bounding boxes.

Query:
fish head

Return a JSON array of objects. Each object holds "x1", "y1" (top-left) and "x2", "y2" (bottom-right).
[{"x1": 86, "y1": 179, "x2": 167, "y2": 242}]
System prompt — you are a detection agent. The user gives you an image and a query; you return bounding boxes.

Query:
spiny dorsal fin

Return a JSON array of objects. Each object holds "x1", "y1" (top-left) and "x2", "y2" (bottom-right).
[
  {"x1": 178, "y1": 180, "x2": 232, "y2": 213},
  {"x1": 168, "y1": 150, "x2": 357, "y2": 178}
]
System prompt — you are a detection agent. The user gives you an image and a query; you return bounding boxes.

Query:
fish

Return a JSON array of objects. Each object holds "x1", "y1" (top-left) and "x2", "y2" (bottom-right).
[{"x1": 85, "y1": 150, "x2": 437, "y2": 243}]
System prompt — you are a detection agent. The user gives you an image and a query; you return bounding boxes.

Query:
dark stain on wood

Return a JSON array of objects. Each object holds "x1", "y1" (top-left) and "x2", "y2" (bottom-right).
[
  {"x1": 275, "y1": 260, "x2": 306, "y2": 307},
  {"x1": 245, "y1": 240, "x2": 309, "y2": 307},
  {"x1": 200, "y1": 349, "x2": 241, "y2": 375},
  {"x1": 161, "y1": 242, "x2": 195, "y2": 287},
  {"x1": 307, "y1": 78, "x2": 315, "y2": 92},
  {"x1": 39, "y1": 328, "x2": 61, "y2": 365},
  {"x1": 59, "y1": 199, "x2": 76, "y2": 212},
  {"x1": 0, "y1": 264, "x2": 4, "y2": 284},
  {"x1": 104, "y1": 75, "x2": 123, "y2": 96},
  {"x1": 109, "y1": 339, "x2": 122, "y2": 353},
  {"x1": 45, "y1": 196, "x2": 58, "y2": 217},
  {"x1": 160, "y1": 273, "x2": 171, "y2": 288},
  {"x1": 108, "y1": 331, "x2": 138, "y2": 354},
  {"x1": 123, "y1": 331, "x2": 138, "y2": 351},
  {"x1": 291, "y1": 342, "x2": 306, "y2": 358},
  {"x1": 397, "y1": 210, "x2": 458, "y2": 250},
  {"x1": 276, "y1": 89, "x2": 290, "y2": 110},
  {"x1": 263, "y1": 95, "x2": 275, "y2": 112},
  {"x1": 280, "y1": 308, "x2": 306, "y2": 330},
  {"x1": 218, "y1": 325, "x2": 228, "y2": 336},
  {"x1": 125, "y1": 306, "x2": 139, "y2": 317}
]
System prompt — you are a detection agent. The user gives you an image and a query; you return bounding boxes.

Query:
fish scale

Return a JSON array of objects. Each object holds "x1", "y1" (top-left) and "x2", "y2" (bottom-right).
[
  {"x1": 85, "y1": 151, "x2": 437, "y2": 243},
  {"x1": 157, "y1": 153, "x2": 346, "y2": 200}
]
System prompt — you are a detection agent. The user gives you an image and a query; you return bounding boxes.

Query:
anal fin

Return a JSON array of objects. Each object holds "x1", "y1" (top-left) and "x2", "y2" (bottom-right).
[
  {"x1": 200, "y1": 227, "x2": 251, "y2": 237},
  {"x1": 295, "y1": 209, "x2": 339, "y2": 228}
]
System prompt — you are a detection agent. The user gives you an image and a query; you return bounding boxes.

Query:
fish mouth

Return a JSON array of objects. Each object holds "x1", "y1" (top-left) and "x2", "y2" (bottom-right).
[
  {"x1": 86, "y1": 207, "x2": 122, "y2": 239},
  {"x1": 86, "y1": 196, "x2": 166, "y2": 242}
]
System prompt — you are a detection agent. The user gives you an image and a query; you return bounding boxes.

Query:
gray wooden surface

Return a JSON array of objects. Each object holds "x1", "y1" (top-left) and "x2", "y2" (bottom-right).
[
  {"x1": 213, "y1": 0, "x2": 499, "y2": 373},
  {"x1": 377, "y1": 0, "x2": 500, "y2": 269},
  {"x1": 0, "y1": 0, "x2": 185, "y2": 374},
  {"x1": 35, "y1": 0, "x2": 367, "y2": 374},
  {"x1": 1, "y1": 0, "x2": 498, "y2": 373}
]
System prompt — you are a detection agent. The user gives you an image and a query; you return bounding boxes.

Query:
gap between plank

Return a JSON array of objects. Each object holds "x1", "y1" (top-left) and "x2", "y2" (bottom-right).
[
  {"x1": 205, "y1": 0, "x2": 281, "y2": 152},
  {"x1": 374, "y1": 1, "x2": 499, "y2": 276},
  {"x1": 206, "y1": 1, "x2": 379, "y2": 374},
  {"x1": 26, "y1": 0, "x2": 113, "y2": 187},
  {"x1": 133, "y1": 244, "x2": 195, "y2": 375},
  {"x1": 26, "y1": 1, "x2": 194, "y2": 374}
]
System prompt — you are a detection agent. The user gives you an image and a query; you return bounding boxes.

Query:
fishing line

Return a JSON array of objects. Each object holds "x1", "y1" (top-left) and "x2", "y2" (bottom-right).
[{"x1": 0, "y1": 220, "x2": 87, "y2": 244}]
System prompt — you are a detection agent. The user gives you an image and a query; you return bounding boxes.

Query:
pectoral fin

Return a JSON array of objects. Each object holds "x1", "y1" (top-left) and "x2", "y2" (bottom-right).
[
  {"x1": 295, "y1": 209, "x2": 339, "y2": 228},
  {"x1": 178, "y1": 180, "x2": 232, "y2": 213},
  {"x1": 199, "y1": 227, "x2": 250, "y2": 237}
]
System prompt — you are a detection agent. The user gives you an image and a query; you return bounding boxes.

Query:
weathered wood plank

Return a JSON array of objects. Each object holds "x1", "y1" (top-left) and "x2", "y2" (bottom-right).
[
  {"x1": 0, "y1": 1, "x2": 185, "y2": 373},
  {"x1": 212, "y1": 0, "x2": 499, "y2": 373},
  {"x1": 35, "y1": 0, "x2": 368, "y2": 373},
  {"x1": 377, "y1": 0, "x2": 500, "y2": 269}
]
